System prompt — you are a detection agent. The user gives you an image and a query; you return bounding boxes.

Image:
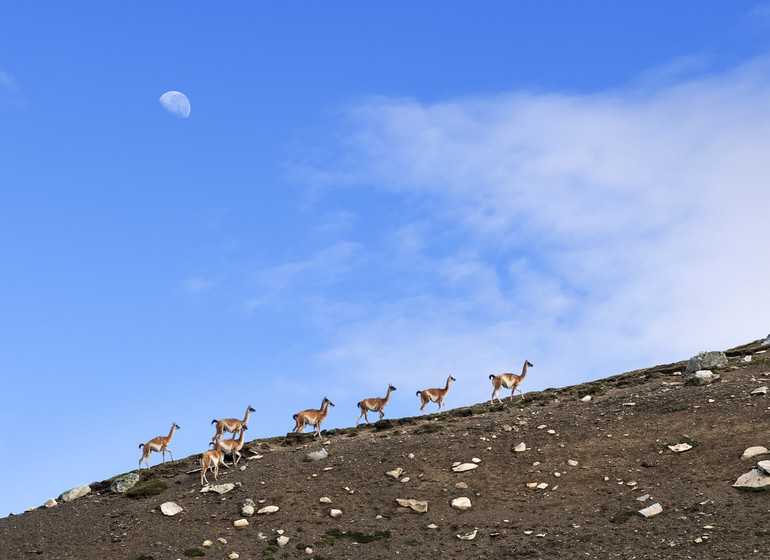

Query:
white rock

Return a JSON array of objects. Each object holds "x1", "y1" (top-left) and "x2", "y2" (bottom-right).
[
  {"x1": 750, "y1": 386, "x2": 768, "y2": 395},
  {"x1": 257, "y1": 505, "x2": 279, "y2": 514},
  {"x1": 686, "y1": 351, "x2": 727, "y2": 373},
  {"x1": 60, "y1": 484, "x2": 91, "y2": 503},
  {"x1": 233, "y1": 518, "x2": 249, "y2": 527},
  {"x1": 305, "y1": 547, "x2": 313, "y2": 554},
  {"x1": 668, "y1": 443, "x2": 693, "y2": 453},
  {"x1": 306, "y1": 448, "x2": 328, "y2": 461},
  {"x1": 202, "y1": 540, "x2": 213, "y2": 547},
  {"x1": 242, "y1": 504, "x2": 255, "y2": 516},
  {"x1": 581, "y1": 395, "x2": 592, "y2": 402},
  {"x1": 471, "y1": 457, "x2": 481, "y2": 463},
  {"x1": 742, "y1": 355, "x2": 753, "y2": 363},
  {"x1": 330, "y1": 509, "x2": 343, "y2": 518},
  {"x1": 637, "y1": 503, "x2": 663, "y2": 517},
  {"x1": 567, "y1": 460, "x2": 579, "y2": 467},
  {"x1": 208, "y1": 483, "x2": 235, "y2": 495},
  {"x1": 44, "y1": 499, "x2": 57, "y2": 508},
  {"x1": 690, "y1": 370, "x2": 720, "y2": 385},
  {"x1": 733, "y1": 469, "x2": 770, "y2": 491},
  {"x1": 277, "y1": 535, "x2": 290, "y2": 547},
  {"x1": 741, "y1": 446, "x2": 768, "y2": 459},
  {"x1": 319, "y1": 496, "x2": 332, "y2": 504},
  {"x1": 457, "y1": 528, "x2": 477, "y2": 540},
  {"x1": 228, "y1": 554, "x2": 239, "y2": 560},
  {"x1": 502, "y1": 424, "x2": 513, "y2": 431},
  {"x1": 451, "y1": 497, "x2": 472, "y2": 510},
  {"x1": 160, "y1": 502, "x2": 183, "y2": 516},
  {"x1": 758, "y1": 460, "x2": 770, "y2": 475},
  {"x1": 427, "y1": 523, "x2": 439, "y2": 529},
  {"x1": 536, "y1": 483, "x2": 549, "y2": 490},
  {"x1": 637, "y1": 494, "x2": 650, "y2": 502},
  {"x1": 455, "y1": 482, "x2": 468, "y2": 489},
  {"x1": 514, "y1": 442, "x2": 527, "y2": 452},
  {"x1": 452, "y1": 463, "x2": 478, "y2": 472},
  {"x1": 401, "y1": 477, "x2": 410, "y2": 483},
  {"x1": 396, "y1": 498, "x2": 428, "y2": 513},
  {"x1": 386, "y1": 468, "x2": 404, "y2": 479}
]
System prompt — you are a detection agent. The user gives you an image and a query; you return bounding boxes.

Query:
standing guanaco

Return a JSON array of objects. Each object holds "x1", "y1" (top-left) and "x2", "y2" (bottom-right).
[
  {"x1": 218, "y1": 425, "x2": 248, "y2": 467},
  {"x1": 293, "y1": 397, "x2": 335, "y2": 437},
  {"x1": 416, "y1": 376, "x2": 456, "y2": 414},
  {"x1": 201, "y1": 438, "x2": 225, "y2": 486},
  {"x1": 489, "y1": 360, "x2": 533, "y2": 403},
  {"x1": 211, "y1": 405, "x2": 255, "y2": 442},
  {"x1": 138, "y1": 423, "x2": 180, "y2": 469}
]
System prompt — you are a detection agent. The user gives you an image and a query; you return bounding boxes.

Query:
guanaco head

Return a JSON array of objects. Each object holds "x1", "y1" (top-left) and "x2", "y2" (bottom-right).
[
  {"x1": 388, "y1": 384, "x2": 397, "y2": 391},
  {"x1": 247, "y1": 405, "x2": 256, "y2": 413},
  {"x1": 526, "y1": 361, "x2": 534, "y2": 368},
  {"x1": 449, "y1": 375, "x2": 457, "y2": 382},
  {"x1": 323, "y1": 397, "x2": 335, "y2": 408},
  {"x1": 173, "y1": 423, "x2": 180, "y2": 430}
]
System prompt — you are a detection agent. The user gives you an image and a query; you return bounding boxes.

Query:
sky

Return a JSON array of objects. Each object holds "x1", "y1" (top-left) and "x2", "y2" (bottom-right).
[{"x1": 2, "y1": 2, "x2": 769, "y2": 516}]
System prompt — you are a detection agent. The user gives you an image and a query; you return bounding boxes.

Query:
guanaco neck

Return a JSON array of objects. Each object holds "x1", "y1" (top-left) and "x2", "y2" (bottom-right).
[
  {"x1": 167, "y1": 424, "x2": 177, "y2": 440},
  {"x1": 520, "y1": 361, "x2": 529, "y2": 381},
  {"x1": 444, "y1": 377, "x2": 453, "y2": 391},
  {"x1": 383, "y1": 387, "x2": 394, "y2": 404},
  {"x1": 242, "y1": 407, "x2": 252, "y2": 424}
]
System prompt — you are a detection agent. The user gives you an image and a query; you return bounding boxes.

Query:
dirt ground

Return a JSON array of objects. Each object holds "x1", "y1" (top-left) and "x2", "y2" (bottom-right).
[{"x1": 2, "y1": 339, "x2": 770, "y2": 560}]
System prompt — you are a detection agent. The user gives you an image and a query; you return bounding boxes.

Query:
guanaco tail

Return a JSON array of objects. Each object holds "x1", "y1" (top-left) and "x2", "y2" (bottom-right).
[
  {"x1": 356, "y1": 384, "x2": 397, "y2": 426},
  {"x1": 138, "y1": 423, "x2": 180, "y2": 469},
  {"x1": 489, "y1": 360, "x2": 533, "y2": 403},
  {"x1": 416, "y1": 375, "x2": 456, "y2": 414}
]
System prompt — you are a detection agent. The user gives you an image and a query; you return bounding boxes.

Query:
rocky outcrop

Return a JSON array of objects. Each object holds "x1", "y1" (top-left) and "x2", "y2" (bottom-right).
[
  {"x1": 686, "y1": 351, "x2": 727, "y2": 373},
  {"x1": 110, "y1": 473, "x2": 139, "y2": 494},
  {"x1": 59, "y1": 484, "x2": 91, "y2": 503}
]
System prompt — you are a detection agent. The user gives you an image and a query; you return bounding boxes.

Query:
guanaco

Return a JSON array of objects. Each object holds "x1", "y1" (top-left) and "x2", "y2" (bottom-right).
[
  {"x1": 218, "y1": 425, "x2": 248, "y2": 467},
  {"x1": 356, "y1": 384, "x2": 397, "y2": 426},
  {"x1": 201, "y1": 438, "x2": 225, "y2": 486},
  {"x1": 138, "y1": 423, "x2": 180, "y2": 469},
  {"x1": 211, "y1": 405, "x2": 255, "y2": 442},
  {"x1": 293, "y1": 397, "x2": 335, "y2": 437},
  {"x1": 416, "y1": 375, "x2": 456, "y2": 414},
  {"x1": 489, "y1": 360, "x2": 533, "y2": 403}
]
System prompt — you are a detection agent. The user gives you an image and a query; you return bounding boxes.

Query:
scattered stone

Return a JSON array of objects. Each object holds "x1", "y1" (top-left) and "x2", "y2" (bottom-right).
[
  {"x1": 750, "y1": 386, "x2": 768, "y2": 395},
  {"x1": 218, "y1": 538, "x2": 228, "y2": 544},
  {"x1": 401, "y1": 477, "x2": 411, "y2": 483},
  {"x1": 637, "y1": 494, "x2": 650, "y2": 502},
  {"x1": 457, "y1": 528, "x2": 478, "y2": 540},
  {"x1": 733, "y1": 469, "x2": 770, "y2": 491},
  {"x1": 567, "y1": 460, "x2": 579, "y2": 467},
  {"x1": 228, "y1": 554, "x2": 239, "y2": 559},
  {"x1": 689, "y1": 370, "x2": 720, "y2": 385},
  {"x1": 547, "y1": 429, "x2": 556, "y2": 434},
  {"x1": 277, "y1": 535, "x2": 290, "y2": 547},
  {"x1": 44, "y1": 499, "x2": 57, "y2": 508},
  {"x1": 524, "y1": 530, "x2": 534, "y2": 535},
  {"x1": 451, "y1": 497, "x2": 472, "y2": 510},
  {"x1": 242, "y1": 504, "x2": 255, "y2": 517},
  {"x1": 537, "y1": 424, "x2": 547, "y2": 430},
  {"x1": 396, "y1": 498, "x2": 428, "y2": 513},
  {"x1": 742, "y1": 355, "x2": 753, "y2": 363},
  {"x1": 110, "y1": 473, "x2": 140, "y2": 494},
  {"x1": 60, "y1": 484, "x2": 91, "y2": 503},
  {"x1": 319, "y1": 497, "x2": 332, "y2": 504},
  {"x1": 306, "y1": 448, "x2": 328, "y2": 461},
  {"x1": 233, "y1": 519, "x2": 249, "y2": 527},
  {"x1": 526, "y1": 482, "x2": 538, "y2": 488},
  {"x1": 202, "y1": 540, "x2": 213, "y2": 547},
  {"x1": 304, "y1": 547, "x2": 313, "y2": 554},
  {"x1": 386, "y1": 468, "x2": 404, "y2": 479},
  {"x1": 637, "y1": 503, "x2": 663, "y2": 518},
  {"x1": 206, "y1": 483, "x2": 235, "y2": 495},
  {"x1": 686, "y1": 351, "x2": 728, "y2": 373},
  {"x1": 455, "y1": 482, "x2": 468, "y2": 489},
  {"x1": 502, "y1": 424, "x2": 513, "y2": 432},
  {"x1": 758, "y1": 461, "x2": 770, "y2": 475},
  {"x1": 160, "y1": 502, "x2": 183, "y2": 517},
  {"x1": 741, "y1": 446, "x2": 768, "y2": 459},
  {"x1": 581, "y1": 395, "x2": 592, "y2": 402},
  {"x1": 471, "y1": 457, "x2": 482, "y2": 464},
  {"x1": 257, "y1": 505, "x2": 279, "y2": 514},
  {"x1": 408, "y1": 453, "x2": 415, "y2": 459},
  {"x1": 514, "y1": 443, "x2": 527, "y2": 453},
  {"x1": 452, "y1": 463, "x2": 478, "y2": 472},
  {"x1": 427, "y1": 523, "x2": 439, "y2": 529},
  {"x1": 330, "y1": 508, "x2": 343, "y2": 518},
  {"x1": 668, "y1": 443, "x2": 693, "y2": 453},
  {"x1": 623, "y1": 402, "x2": 636, "y2": 407},
  {"x1": 536, "y1": 483, "x2": 549, "y2": 490}
]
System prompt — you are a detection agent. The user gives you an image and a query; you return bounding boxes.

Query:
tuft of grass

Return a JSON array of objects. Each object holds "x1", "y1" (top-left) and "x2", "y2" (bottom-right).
[
  {"x1": 667, "y1": 403, "x2": 691, "y2": 412},
  {"x1": 124, "y1": 480, "x2": 168, "y2": 499},
  {"x1": 414, "y1": 423, "x2": 444, "y2": 435},
  {"x1": 610, "y1": 510, "x2": 634, "y2": 524},
  {"x1": 755, "y1": 531, "x2": 770, "y2": 537},
  {"x1": 183, "y1": 548, "x2": 205, "y2": 557},
  {"x1": 322, "y1": 528, "x2": 391, "y2": 544},
  {"x1": 678, "y1": 435, "x2": 699, "y2": 448}
]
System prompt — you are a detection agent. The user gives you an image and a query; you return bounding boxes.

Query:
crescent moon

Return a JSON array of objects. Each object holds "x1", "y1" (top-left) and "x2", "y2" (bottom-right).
[{"x1": 159, "y1": 91, "x2": 191, "y2": 118}]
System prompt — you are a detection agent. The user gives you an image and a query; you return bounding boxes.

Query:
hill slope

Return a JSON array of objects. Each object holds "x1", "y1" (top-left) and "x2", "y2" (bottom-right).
[{"x1": 2, "y1": 339, "x2": 769, "y2": 559}]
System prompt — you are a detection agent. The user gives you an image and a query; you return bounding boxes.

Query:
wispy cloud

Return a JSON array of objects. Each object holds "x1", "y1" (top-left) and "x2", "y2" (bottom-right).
[{"x1": 295, "y1": 57, "x2": 770, "y2": 406}]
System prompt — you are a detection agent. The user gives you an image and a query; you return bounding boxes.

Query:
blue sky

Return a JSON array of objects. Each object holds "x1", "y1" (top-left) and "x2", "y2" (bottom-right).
[{"x1": 2, "y1": 2, "x2": 769, "y2": 516}]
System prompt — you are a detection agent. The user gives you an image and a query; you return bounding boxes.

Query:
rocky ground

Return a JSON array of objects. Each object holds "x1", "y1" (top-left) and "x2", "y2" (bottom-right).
[{"x1": 2, "y1": 339, "x2": 770, "y2": 560}]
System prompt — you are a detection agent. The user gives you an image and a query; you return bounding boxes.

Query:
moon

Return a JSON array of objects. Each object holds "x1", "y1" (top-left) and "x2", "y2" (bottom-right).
[{"x1": 159, "y1": 91, "x2": 191, "y2": 118}]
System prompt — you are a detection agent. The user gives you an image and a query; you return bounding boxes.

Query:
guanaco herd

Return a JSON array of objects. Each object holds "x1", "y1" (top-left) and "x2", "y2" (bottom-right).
[{"x1": 138, "y1": 360, "x2": 533, "y2": 485}]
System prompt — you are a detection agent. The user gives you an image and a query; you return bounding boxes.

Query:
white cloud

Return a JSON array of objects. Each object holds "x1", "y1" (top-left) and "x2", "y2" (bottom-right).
[{"x1": 301, "y1": 57, "x2": 770, "y2": 404}]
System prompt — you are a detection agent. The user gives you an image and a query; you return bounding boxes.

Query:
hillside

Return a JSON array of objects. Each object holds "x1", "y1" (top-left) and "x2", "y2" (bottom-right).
[{"x1": 2, "y1": 338, "x2": 769, "y2": 559}]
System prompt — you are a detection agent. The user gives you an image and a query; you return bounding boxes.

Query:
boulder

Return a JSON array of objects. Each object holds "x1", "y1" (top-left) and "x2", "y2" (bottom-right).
[
  {"x1": 306, "y1": 448, "x2": 328, "y2": 461},
  {"x1": 733, "y1": 469, "x2": 770, "y2": 491},
  {"x1": 750, "y1": 386, "x2": 768, "y2": 396},
  {"x1": 110, "y1": 473, "x2": 140, "y2": 494},
  {"x1": 60, "y1": 484, "x2": 91, "y2": 503},
  {"x1": 758, "y1": 461, "x2": 770, "y2": 475},
  {"x1": 686, "y1": 351, "x2": 727, "y2": 373},
  {"x1": 741, "y1": 446, "x2": 768, "y2": 459},
  {"x1": 762, "y1": 334, "x2": 770, "y2": 346},
  {"x1": 689, "y1": 370, "x2": 720, "y2": 385},
  {"x1": 44, "y1": 499, "x2": 57, "y2": 508}
]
